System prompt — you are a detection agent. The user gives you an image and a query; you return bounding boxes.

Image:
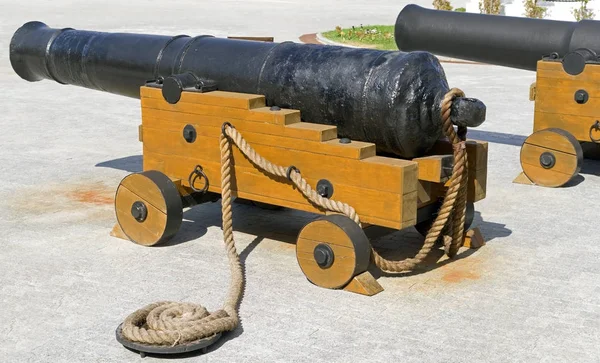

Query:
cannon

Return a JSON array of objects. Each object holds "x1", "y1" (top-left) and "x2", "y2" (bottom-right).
[
  {"x1": 10, "y1": 22, "x2": 489, "y2": 295},
  {"x1": 10, "y1": 19, "x2": 492, "y2": 356},
  {"x1": 396, "y1": 4, "x2": 600, "y2": 188}
]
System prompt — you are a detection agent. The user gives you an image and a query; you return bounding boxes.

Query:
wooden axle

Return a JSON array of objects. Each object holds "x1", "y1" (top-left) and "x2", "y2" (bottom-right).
[{"x1": 112, "y1": 86, "x2": 488, "y2": 296}]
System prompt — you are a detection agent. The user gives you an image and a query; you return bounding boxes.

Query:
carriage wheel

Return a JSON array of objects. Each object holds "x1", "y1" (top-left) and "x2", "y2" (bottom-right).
[
  {"x1": 115, "y1": 170, "x2": 183, "y2": 246},
  {"x1": 295, "y1": 214, "x2": 371, "y2": 289},
  {"x1": 520, "y1": 128, "x2": 583, "y2": 187}
]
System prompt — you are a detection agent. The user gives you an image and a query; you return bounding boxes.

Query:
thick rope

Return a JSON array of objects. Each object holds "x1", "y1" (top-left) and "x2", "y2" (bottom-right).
[
  {"x1": 370, "y1": 88, "x2": 468, "y2": 271},
  {"x1": 119, "y1": 134, "x2": 243, "y2": 346}
]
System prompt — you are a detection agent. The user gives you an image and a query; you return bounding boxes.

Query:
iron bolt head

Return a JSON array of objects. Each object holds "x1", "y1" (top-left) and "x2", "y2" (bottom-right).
[
  {"x1": 314, "y1": 244, "x2": 334, "y2": 268},
  {"x1": 317, "y1": 184, "x2": 329, "y2": 197},
  {"x1": 539, "y1": 152, "x2": 556, "y2": 169},
  {"x1": 131, "y1": 201, "x2": 148, "y2": 222},
  {"x1": 575, "y1": 90, "x2": 588, "y2": 104}
]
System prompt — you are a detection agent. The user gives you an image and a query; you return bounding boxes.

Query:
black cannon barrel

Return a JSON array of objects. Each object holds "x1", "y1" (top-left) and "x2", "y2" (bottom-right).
[
  {"x1": 395, "y1": 4, "x2": 600, "y2": 72},
  {"x1": 10, "y1": 21, "x2": 486, "y2": 159}
]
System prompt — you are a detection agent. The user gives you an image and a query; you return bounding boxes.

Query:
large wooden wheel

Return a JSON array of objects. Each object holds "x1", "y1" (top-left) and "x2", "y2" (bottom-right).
[
  {"x1": 520, "y1": 128, "x2": 583, "y2": 187},
  {"x1": 115, "y1": 170, "x2": 183, "y2": 246},
  {"x1": 295, "y1": 214, "x2": 371, "y2": 289}
]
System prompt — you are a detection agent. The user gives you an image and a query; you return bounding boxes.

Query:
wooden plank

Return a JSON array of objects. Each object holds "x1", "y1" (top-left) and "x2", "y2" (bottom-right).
[
  {"x1": 435, "y1": 166, "x2": 486, "y2": 203},
  {"x1": 425, "y1": 139, "x2": 488, "y2": 172},
  {"x1": 141, "y1": 97, "x2": 301, "y2": 125},
  {"x1": 141, "y1": 108, "x2": 337, "y2": 142},
  {"x1": 534, "y1": 77, "x2": 600, "y2": 92},
  {"x1": 143, "y1": 150, "x2": 415, "y2": 230},
  {"x1": 143, "y1": 115, "x2": 374, "y2": 160},
  {"x1": 141, "y1": 87, "x2": 266, "y2": 110},
  {"x1": 533, "y1": 111, "x2": 598, "y2": 142},
  {"x1": 534, "y1": 85, "x2": 600, "y2": 118},
  {"x1": 142, "y1": 126, "x2": 417, "y2": 194},
  {"x1": 536, "y1": 60, "x2": 600, "y2": 82},
  {"x1": 413, "y1": 155, "x2": 453, "y2": 183}
]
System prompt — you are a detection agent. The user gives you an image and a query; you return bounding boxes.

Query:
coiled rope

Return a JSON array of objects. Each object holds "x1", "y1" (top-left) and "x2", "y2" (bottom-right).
[{"x1": 119, "y1": 88, "x2": 469, "y2": 347}]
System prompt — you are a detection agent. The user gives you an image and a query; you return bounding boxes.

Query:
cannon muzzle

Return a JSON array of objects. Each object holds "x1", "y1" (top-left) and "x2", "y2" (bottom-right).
[
  {"x1": 10, "y1": 20, "x2": 486, "y2": 159},
  {"x1": 395, "y1": 4, "x2": 600, "y2": 72}
]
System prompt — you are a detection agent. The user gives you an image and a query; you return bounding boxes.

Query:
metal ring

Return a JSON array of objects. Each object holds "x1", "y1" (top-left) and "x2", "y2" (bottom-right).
[
  {"x1": 221, "y1": 122, "x2": 234, "y2": 137},
  {"x1": 590, "y1": 121, "x2": 600, "y2": 143},
  {"x1": 188, "y1": 165, "x2": 209, "y2": 193},
  {"x1": 286, "y1": 165, "x2": 300, "y2": 180}
]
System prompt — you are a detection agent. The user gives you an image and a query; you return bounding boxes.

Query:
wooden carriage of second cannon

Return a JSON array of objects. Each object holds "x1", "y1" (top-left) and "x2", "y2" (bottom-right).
[{"x1": 396, "y1": 4, "x2": 600, "y2": 188}]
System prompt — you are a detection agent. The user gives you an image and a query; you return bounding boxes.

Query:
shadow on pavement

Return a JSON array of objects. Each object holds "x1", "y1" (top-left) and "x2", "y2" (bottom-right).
[
  {"x1": 96, "y1": 155, "x2": 143, "y2": 173},
  {"x1": 467, "y1": 129, "x2": 526, "y2": 147},
  {"x1": 370, "y1": 210, "x2": 511, "y2": 279}
]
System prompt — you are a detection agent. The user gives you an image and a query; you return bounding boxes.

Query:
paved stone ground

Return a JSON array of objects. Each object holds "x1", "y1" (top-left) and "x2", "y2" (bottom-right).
[{"x1": 1, "y1": 1, "x2": 600, "y2": 362}]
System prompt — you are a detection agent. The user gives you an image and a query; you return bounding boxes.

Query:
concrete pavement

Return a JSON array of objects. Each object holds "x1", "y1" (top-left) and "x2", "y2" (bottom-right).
[{"x1": 1, "y1": 1, "x2": 599, "y2": 362}]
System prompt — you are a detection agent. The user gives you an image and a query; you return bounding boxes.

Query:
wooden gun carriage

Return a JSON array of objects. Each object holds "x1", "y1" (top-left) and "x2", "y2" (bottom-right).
[{"x1": 111, "y1": 83, "x2": 487, "y2": 296}]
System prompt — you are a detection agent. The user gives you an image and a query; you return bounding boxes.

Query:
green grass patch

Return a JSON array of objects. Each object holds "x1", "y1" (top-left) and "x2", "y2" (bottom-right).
[{"x1": 321, "y1": 25, "x2": 398, "y2": 51}]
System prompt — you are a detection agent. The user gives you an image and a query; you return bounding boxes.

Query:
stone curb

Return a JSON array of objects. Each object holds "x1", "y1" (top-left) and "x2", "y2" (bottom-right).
[{"x1": 315, "y1": 32, "x2": 481, "y2": 65}]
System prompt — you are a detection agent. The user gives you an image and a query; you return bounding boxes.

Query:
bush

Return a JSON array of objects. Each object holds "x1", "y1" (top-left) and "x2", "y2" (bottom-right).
[
  {"x1": 523, "y1": 0, "x2": 547, "y2": 18},
  {"x1": 433, "y1": 0, "x2": 453, "y2": 11},
  {"x1": 479, "y1": 0, "x2": 501, "y2": 14},
  {"x1": 455, "y1": 7, "x2": 466, "y2": 11},
  {"x1": 573, "y1": 0, "x2": 595, "y2": 20}
]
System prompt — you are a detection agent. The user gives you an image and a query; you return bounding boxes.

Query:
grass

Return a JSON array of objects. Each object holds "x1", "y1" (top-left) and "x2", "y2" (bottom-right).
[{"x1": 321, "y1": 25, "x2": 398, "y2": 51}]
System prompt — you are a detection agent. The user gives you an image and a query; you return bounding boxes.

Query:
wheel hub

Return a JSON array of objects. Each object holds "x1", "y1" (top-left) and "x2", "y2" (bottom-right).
[
  {"x1": 539, "y1": 152, "x2": 556, "y2": 169},
  {"x1": 131, "y1": 201, "x2": 148, "y2": 222},
  {"x1": 313, "y1": 243, "x2": 334, "y2": 268}
]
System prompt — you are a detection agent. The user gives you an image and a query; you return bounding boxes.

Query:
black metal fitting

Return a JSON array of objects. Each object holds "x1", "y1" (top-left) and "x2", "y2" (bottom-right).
[
  {"x1": 286, "y1": 166, "x2": 300, "y2": 180},
  {"x1": 563, "y1": 48, "x2": 598, "y2": 76},
  {"x1": 183, "y1": 124, "x2": 197, "y2": 143},
  {"x1": 194, "y1": 78, "x2": 217, "y2": 93},
  {"x1": 162, "y1": 72, "x2": 199, "y2": 104},
  {"x1": 316, "y1": 179, "x2": 334, "y2": 198},
  {"x1": 221, "y1": 122, "x2": 234, "y2": 137},
  {"x1": 188, "y1": 165, "x2": 209, "y2": 193},
  {"x1": 539, "y1": 152, "x2": 556, "y2": 169},
  {"x1": 131, "y1": 201, "x2": 148, "y2": 222},
  {"x1": 590, "y1": 121, "x2": 600, "y2": 143},
  {"x1": 313, "y1": 243, "x2": 334, "y2": 268},
  {"x1": 574, "y1": 89, "x2": 589, "y2": 104},
  {"x1": 339, "y1": 138, "x2": 351, "y2": 144}
]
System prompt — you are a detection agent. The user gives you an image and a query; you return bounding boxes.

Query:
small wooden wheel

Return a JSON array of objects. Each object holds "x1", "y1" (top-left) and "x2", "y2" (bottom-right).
[
  {"x1": 295, "y1": 214, "x2": 371, "y2": 289},
  {"x1": 520, "y1": 128, "x2": 583, "y2": 187},
  {"x1": 115, "y1": 170, "x2": 183, "y2": 246}
]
